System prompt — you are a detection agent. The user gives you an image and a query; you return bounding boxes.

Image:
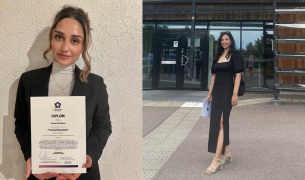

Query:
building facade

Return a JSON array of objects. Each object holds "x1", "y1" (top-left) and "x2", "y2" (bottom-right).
[{"x1": 142, "y1": 0, "x2": 305, "y2": 92}]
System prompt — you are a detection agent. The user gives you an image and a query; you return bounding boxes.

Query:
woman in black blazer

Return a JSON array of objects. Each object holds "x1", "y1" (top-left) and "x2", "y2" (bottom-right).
[{"x1": 14, "y1": 6, "x2": 112, "y2": 180}]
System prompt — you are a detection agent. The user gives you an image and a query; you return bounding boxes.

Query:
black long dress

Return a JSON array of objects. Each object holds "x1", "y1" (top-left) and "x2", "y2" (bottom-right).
[{"x1": 208, "y1": 50, "x2": 244, "y2": 155}]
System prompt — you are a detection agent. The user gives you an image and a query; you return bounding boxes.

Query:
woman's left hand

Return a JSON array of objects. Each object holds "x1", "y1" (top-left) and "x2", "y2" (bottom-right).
[
  {"x1": 231, "y1": 95, "x2": 238, "y2": 107},
  {"x1": 56, "y1": 155, "x2": 92, "y2": 180}
]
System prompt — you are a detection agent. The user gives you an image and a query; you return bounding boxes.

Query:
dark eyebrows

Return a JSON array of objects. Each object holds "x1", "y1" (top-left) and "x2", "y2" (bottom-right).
[
  {"x1": 53, "y1": 30, "x2": 84, "y2": 39},
  {"x1": 71, "y1": 35, "x2": 84, "y2": 39}
]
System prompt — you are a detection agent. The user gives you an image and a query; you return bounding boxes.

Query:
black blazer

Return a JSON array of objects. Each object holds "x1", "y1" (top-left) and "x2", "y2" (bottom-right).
[{"x1": 14, "y1": 64, "x2": 112, "y2": 180}]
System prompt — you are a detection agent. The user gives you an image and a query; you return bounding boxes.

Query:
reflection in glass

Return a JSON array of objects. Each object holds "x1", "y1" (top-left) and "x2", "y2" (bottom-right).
[
  {"x1": 157, "y1": 21, "x2": 191, "y2": 29},
  {"x1": 208, "y1": 30, "x2": 240, "y2": 89},
  {"x1": 143, "y1": 30, "x2": 155, "y2": 89},
  {"x1": 265, "y1": 22, "x2": 274, "y2": 25},
  {"x1": 183, "y1": 34, "x2": 202, "y2": 88},
  {"x1": 265, "y1": 31, "x2": 273, "y2": 56},
  {"x1": 143, "y1": 22, "x2": 155, "y2": 29},
  {"x1": 209, "y1": 21, "x2": 240, "y2": 29},
  {"x1": 159, "y1": 34, "x2": 178, "y2": 88},
  {"x1": 242, "y1": 31, "x2": 274, "y2": 91},
  {"x1": 266, "y1": 31, "x2": 273, "y2": 35},
  {"x1": 195, "y1": 21, "x2": 208, "y2": 29},
  {"x1": 242, "y1": 22, "x2": 263, "y2": 29}
]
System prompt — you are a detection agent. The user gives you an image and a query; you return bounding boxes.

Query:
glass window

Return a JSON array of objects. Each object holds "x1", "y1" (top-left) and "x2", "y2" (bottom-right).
[
  {"x1": 265, "y1": 22, "x2": 274, "y2": 25},
  {"x1": 143, "y1": 30, "x2": 155, "y2": 89},
  {"x1": 143, "y1": 22, "x2": 155, "y2": 29},
  {"x1": 242, "y1": 31, "x2": 273, "y2": 91},
  {"x1": 195, "y1": 21, "x2": 208, "y2": 29},
  {"x1": 265, "y1": 22, "x2": 274, "y2": 31},
  {"x1": 266, "y1": 31, "x2": 273, "y2": 35},
  {"x1": 265, "y1": 31, "x2": 273, "y2": 53},
  {"x1": 242, "y1": 22, "x2": 263, "y2": 29},
  {"x1": 157, "y1": 21, "x2": 191, "y2": 29},
  {"x1": 242, "y1": 31, "x2": 264, "y2": 53},
  {"x1": 209, "y1": 21, "x2": 240, "y2": 29}
]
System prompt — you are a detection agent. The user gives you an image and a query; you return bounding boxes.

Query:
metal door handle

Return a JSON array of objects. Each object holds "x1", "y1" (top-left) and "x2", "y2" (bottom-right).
[{"x1": 181, "y1": 55, "x2": 189, "y2": 66}]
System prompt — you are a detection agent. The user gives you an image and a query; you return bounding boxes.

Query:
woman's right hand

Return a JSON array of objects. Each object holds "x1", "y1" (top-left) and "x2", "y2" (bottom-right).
[
  {"x1": 25, "y1": 157, "x2": 59, "y2": 179},
  {"x1": 205, "y1": 95, "x2": 211, "y2": 105}
]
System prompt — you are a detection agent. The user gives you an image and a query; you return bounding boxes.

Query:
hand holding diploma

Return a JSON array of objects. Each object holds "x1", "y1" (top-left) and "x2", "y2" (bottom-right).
[
  {"x1": 25, "y1": 157, "x2": 59, "y2": 179},
  {"x1": 56, "y1": 155, "x2": 92, "y2": 180},
  {"x1": 25, "y1": 155, "x2": 92, "y2": 180},
  {"x1": 202, "y1": 97, "x2": 212, "y2": 117},
  {"x1": 205, "y1": 95, "x2": 211, "y2": 105}
]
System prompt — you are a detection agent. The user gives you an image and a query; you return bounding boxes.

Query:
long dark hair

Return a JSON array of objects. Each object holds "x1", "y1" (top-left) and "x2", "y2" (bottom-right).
[
  {"x1": 43, "y1": 5, "x2": 92, "y2": 83},
  {"x1": 213, "y1": 32, "x2": 237, "y2": 62}
]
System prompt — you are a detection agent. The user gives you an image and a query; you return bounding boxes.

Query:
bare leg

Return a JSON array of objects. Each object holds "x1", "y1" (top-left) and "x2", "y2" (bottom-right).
[
  {"x1": 225, "y1": 145, "x2": 229, "y2": 152},
  {"x1": 221, "y1": 145, "x2": 232, "y2": 161},
  {"x1": 205, "y1": 113, "x2": 224, "y2": 173}
]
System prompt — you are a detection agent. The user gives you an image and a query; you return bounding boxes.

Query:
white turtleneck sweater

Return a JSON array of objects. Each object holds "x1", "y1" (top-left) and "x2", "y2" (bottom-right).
[{"x1": 48, "y1": 60, "x2": 75, "y2": 96}]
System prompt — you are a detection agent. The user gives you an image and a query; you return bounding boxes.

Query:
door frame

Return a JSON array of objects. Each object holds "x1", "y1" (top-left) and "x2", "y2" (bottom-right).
[
  {"x1": 196, "y1": 30, "x2": 209, "y2": 90},
  {"x1": 152, "y1": 30, "x2": 209, "y2": 90}
]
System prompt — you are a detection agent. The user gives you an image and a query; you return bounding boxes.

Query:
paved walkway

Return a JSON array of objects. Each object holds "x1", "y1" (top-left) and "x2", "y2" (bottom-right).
[{"x1": 143, "y1": 91, "x2": 305, "y2": 180}]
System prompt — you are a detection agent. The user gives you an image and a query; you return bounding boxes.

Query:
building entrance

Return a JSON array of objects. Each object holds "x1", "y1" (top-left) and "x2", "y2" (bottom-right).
[{"x1": 153, "y1": 30, "x2": 208, "y2": 90}]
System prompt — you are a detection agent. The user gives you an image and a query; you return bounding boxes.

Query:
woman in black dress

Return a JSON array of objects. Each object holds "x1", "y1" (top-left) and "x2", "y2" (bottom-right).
[{"x1": 204, "y1": 32, "x2": 244, "y2": 174}]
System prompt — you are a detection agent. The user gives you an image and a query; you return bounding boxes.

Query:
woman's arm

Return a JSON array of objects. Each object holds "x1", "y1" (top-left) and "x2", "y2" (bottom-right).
[
  {"x1": 206, "y1": 74, "x2": 216, "y2": 104},
  {"x1": 233, "y1": 73, "x2": 241, "y2": 96},
  {"x1": 232, "y1": 72, "x2": 242, "y2": 106},
  {"x1": 14, "y1": 73, "x2": 32, "y2": 162},
  {"x1": 86, "y1": 77, "x2": 112, "y2": 169},
  {"x1": 15, "y1": 73, "x2": 61, "y2": 179}
]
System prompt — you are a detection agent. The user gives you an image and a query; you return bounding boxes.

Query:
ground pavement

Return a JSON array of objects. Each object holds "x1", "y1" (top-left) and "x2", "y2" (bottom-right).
[{"x1": 143, "y1": 90, "x2": 305, "y2": 180}]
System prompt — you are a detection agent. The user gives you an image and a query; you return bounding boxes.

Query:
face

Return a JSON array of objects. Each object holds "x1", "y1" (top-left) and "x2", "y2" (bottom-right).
[
  {"x1": 221, "y1": 34, "x2": 231, "y2": 50},
  {"x1": 51, "y1": 18, "x2": 84, "y2": 66}
]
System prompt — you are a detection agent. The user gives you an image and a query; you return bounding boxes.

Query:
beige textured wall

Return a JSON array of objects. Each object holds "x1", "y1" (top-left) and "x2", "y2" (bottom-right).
[{"x1": 0, "y1": 0, "x2": 142, "y2": 179}]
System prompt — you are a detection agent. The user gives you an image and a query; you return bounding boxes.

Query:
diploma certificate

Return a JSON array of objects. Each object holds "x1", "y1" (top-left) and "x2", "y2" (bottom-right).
[
  {"x1": 201, "y1": 99, "x2": 212, "y2": 117},
  {"x1": 31, "y1": 97, "x2": 86, "y2": 174}
]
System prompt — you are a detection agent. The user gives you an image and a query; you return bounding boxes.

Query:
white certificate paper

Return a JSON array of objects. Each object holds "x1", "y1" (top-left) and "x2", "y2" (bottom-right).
[
  {"x1": 201, "y1": 99, "x2": 212, "y2": 117},
  {"x1": 31, "y1": 97, "x2": 86, "y2": 174}
]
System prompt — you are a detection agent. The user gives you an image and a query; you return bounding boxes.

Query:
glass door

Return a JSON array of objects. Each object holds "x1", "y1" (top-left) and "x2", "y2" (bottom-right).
[
  {"x1": 155, "y1": 32, "x2": 183, "y2": 88},
  {"x1": 183, "y1": 32, "x2": 208, "y2": 89},
  {"x1": 153, "y1": 30, "x2": 207, "y2": 89}
]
